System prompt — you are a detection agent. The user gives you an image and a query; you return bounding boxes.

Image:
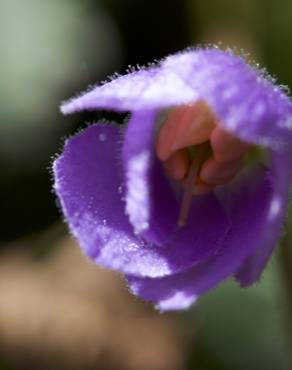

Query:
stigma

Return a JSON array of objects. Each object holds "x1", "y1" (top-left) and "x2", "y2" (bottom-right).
[{"x1": 155, "y1": 101, "x2": 249, "y2": 226}]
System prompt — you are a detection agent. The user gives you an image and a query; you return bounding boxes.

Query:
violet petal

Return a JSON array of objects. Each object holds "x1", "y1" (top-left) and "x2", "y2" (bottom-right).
[
  {"x1": 127, "y1": 161, "x2": 289, "y2": 311},
  {"x1": 61, "y1": 48, "x2": 292, "y2": 151},
  {"x1": 123, "y1": 109, "x2": 230, "y2": 263},
  {"x1": 235, "y1": 152, "x2": 292, "y2": 286},
  {"x1": 54, "y1": 124, "x2": 228, "y2": 277}
]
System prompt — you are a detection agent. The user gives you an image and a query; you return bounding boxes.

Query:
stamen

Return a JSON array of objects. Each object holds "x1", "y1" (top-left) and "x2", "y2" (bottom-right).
[
  {"x1": 164, "y1": 150, "x2": 189, "y2": 181},
  {"x1": 200, "y1": 157, "x2": 243, "y2": 185},
  {"x1": 178, "y1": 144, "x2": 207, "y2": 227},
  {"x1": 211, "y1": 126, "x2": 249, "y2": 163},
  {"x1": 193, "y1": 179, "x2": 214, "y2": 196},
  {"x1": 156, "y1": 101, "x2": 250, "y2": 227},
  {"x1": 156, "y1": 101, "x2": 216, "y2": 161}
]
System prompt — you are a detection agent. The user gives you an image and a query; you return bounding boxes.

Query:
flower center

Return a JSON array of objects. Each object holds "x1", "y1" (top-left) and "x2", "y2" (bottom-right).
[{"x1": 155, "y1": 100, "x2": 249, "y2": 226}]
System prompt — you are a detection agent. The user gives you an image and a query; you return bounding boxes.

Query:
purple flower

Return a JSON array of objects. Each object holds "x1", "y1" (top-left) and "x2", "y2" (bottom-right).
[{"x1": 53, "y1": 48, "x2": 292, "y2": 311}]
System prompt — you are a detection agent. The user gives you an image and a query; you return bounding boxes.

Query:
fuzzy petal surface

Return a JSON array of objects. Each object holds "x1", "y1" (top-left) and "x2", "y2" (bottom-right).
[
  {"x1": 61, "y1": 67, "x2": 198, "y2": 113},
  {"x1": 61, "y1": 48, "x2": 292, "y2": 151},
  {"x1": 54, "y1": 124, "x2": 227, "y2": 278},
  {"x1": 235, "y1": 152, "x2": 292, "y2": 286},
  {"x1": 55, "y1": 47, "x2": 292, "y2": 311},
  {"x1": 123, "y1": 109, "x2": 230, "y2": 263},
  {"x1": 54, "y1": 124, "x2": 167, "y2": 278},
  {"x1": 127, "y1": 162, "x2": 287, "y2": 311}
]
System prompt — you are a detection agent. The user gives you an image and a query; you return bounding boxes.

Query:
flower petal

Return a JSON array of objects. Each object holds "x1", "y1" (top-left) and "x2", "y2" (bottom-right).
[
  {"x1": 53, "y1": 124, "x2": 227, "y2": 278},
  {"x1": 61, "y1": 48, "x2": 292, "y2": 151},
  {"x1": 161, "y1": 50, "x2": 292, "y2": 151},
  {"x1": 56, "y1": 47, "x2": 292, "y2": 311},
  {"x1": 53, "y1": 124, "x2": 166, "y2": 278},
  {"x1": 123, "y1": 110, "x2": 230, "y2": 264},
  {"x1": 61, "y1": 67, "x2": 198, "y2": 114},
  {"x1": 127, "y1": 163, "x2": 289, "y2": 311},
  {"x1": 235, "y1": 152, "x2": 292, "y2": 286}
]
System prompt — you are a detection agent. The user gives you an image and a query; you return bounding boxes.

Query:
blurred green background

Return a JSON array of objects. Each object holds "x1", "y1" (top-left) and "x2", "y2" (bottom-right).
[{"x1": 1, "y1": 0, "x2": 292, "y2": 369}]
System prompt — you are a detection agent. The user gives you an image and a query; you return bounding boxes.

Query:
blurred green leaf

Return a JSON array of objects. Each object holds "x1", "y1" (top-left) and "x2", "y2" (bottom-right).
[{"x1": 185, "y1": 254, "x2": 291, "y2": 370}]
